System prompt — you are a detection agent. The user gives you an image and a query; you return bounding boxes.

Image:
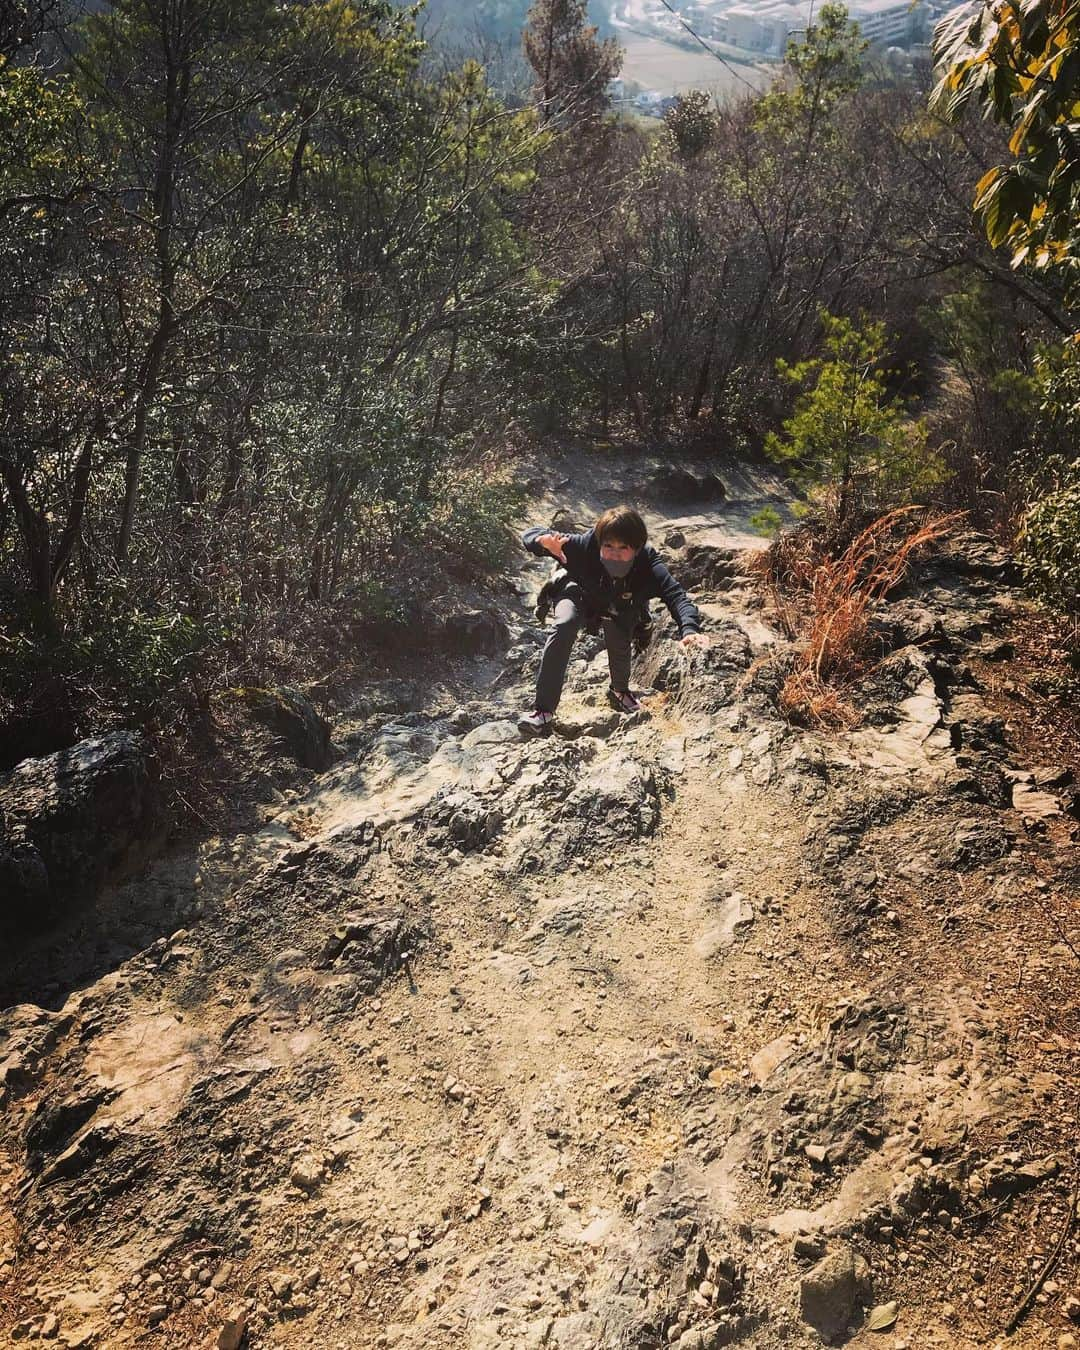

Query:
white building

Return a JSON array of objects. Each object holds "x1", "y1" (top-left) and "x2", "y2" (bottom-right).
[
  {"x1": 849, "y1": 0, "x2": 928, "y2": 46},
  {"x1": 707, "y1": 0, "x2": 928, "y2": 54},
  {"x1": 712, "y1": 1, "x2": 802, "y2": 53}
]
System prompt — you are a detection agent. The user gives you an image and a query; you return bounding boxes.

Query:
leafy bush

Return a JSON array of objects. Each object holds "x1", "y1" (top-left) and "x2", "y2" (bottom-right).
[
  {"x1": 1019, "y1": 481, "x2": 1080, "y2": 617},
  {"x1": 749, "y1": 506, "x2": 783, "y2": 537},
  {"x1": 427, "y1": 457, "x2": 526, "y2": 570},
  {"x1": 0, "y1": 605, "x2": 215, "y2": 767},
  {"x1": 765, "y1": 311, "x2": 948, "y2": 528}
]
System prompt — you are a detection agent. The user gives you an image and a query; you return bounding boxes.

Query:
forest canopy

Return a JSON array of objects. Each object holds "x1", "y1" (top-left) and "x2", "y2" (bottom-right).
[{"x1": 1, "y1": 0, "x2": 1078, "y2": 768}]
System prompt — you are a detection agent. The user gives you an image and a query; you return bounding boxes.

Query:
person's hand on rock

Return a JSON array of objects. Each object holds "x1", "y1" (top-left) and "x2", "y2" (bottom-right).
[{"x1": 681, "y1": 633, "x2": 708, "y2": 649}]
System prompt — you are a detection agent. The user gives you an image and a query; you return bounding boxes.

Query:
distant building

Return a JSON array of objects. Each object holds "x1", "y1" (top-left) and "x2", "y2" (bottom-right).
[
  {"x1": 848, "y1": 0, "x2": 928, "y2": 46},
  {"x1": 712, "y1": 0, "x2": 805, "y2": 54},
  {"x1": 706, "y1": 0, "x2": 929, "y2": 54}
]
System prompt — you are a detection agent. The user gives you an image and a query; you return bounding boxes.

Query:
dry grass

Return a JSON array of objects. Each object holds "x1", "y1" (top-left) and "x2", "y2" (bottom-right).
[
  {"x1": 757, "y1": 508, "x2": 964, "y2": 727},
  {"x1": 778, "y1": 668, "x2": 863, "y2": 728}
]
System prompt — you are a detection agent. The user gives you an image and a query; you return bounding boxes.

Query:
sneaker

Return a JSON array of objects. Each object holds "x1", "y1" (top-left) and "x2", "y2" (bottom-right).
[
  {"x1": 519, "y1": 708, "x2": 554, "y2": 731},
  {"x1": 609, "y1": 688, "x2": 642, "y2": 713}
]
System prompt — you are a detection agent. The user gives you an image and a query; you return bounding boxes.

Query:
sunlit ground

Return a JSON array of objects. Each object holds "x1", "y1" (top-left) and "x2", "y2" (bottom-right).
[{"x1": 617, "y1": 31, "x2": 773, "y2": 99}]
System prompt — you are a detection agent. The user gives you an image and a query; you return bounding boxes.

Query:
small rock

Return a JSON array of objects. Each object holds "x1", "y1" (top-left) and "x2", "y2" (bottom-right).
[
  {"x1": 749, "y1": 1036, "x2": 795, "y2": 1084},
  {"x1": 210, "y1": 1261, "x2": 233, "y2": 1290},
  {"x1": 268, "y1": 1271, "x2": 294, "y2": 1300},
  {"x1": 1065, "y1": 1296, "x2": 1080, "y2": 1323},
  {"x1": 217, "y1": 1308, "x2": 247, "y2": 1350},
  {"x1": 60, "y1": 1326, "x2": 96, "y2": 1349},
  {"x1": 799, "y1": 1245, "x2": 866, "y2": 1341},
  {"x1": 147, "y1": 1305, "x2": 168, "y2": 1327},
  {"x1": 290, "y1": 1159, "x2": 323, "y2": 1191},
  {"x1": 40, "y1": 1314, "x2": 60, "y2": 1340},
  {"x1": 1058, "y1": 1337, "x2": 1078, "y2": 1350}
]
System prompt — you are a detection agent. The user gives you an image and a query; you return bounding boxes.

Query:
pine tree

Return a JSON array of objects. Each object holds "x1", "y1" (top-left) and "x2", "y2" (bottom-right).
[{"x1": 522, "y1": 0, "x2": 620, "y2": 127}]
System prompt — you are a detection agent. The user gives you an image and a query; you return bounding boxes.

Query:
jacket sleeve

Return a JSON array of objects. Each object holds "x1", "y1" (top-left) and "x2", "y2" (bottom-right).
[
  {"x1": 521, "y1": 525, "x2": 553, "y2": 557},
  {"x1": 649, "y1": 554, "x2": 702, "y2": 636},
  {"x1": 560, "y1": 531, "x2": 591, "y2": 572}
]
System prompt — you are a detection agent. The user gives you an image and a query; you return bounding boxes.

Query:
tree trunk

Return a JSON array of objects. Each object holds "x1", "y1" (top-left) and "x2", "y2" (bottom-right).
[
  {"x1": 688, "y1": 304, "x2": 722, "y2": 421},
  {"x1": 116, "y1": 9, "x2": 188, "y2": 563},
  {"x1": 1, "y1": 458, "x2": 54, "y2": 634},
  {"x1": 50, "y1": 433, "x2": 94, "y2": 588},
  {"x1": 432, "y1": 323, "x2": 459, "y2": 433},
  {"x1": 286, "y1": 120, "x2": 310, "y2": 208},
  {"x1": 116, "y1": 313, "x2": 172, "y2": 563}
]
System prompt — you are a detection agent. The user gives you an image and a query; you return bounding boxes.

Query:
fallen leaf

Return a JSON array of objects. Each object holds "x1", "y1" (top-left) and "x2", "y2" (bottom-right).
[{"x1": 866, "y1": 1301, "x2": 898, "y2": 1331}]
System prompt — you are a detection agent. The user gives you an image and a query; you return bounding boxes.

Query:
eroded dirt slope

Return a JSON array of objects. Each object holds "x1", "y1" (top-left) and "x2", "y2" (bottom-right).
[{"x1": 2, "y1": 457, "x2": 1078, "y2": 1350}]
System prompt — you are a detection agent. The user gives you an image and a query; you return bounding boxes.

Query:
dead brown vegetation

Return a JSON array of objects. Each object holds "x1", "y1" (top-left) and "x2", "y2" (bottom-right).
[{"x1": 753, "y1": 508, "x2": 964, "y2": 727}]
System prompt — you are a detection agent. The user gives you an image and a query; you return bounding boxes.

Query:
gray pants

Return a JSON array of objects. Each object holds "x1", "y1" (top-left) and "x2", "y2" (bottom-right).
[{"x1": 535, "y1": 597, "x2": 632, "y2": 712}]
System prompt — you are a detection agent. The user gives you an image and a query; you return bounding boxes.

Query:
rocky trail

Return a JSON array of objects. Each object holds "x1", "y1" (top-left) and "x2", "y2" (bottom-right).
[{"x1": 1, "y1": 451, "x2": 1079, "y2": 1350}]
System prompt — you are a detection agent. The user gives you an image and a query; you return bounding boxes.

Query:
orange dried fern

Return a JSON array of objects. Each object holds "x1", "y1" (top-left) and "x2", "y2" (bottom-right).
[
  {"x1": 775, "y1": 508, "x2": 964, "y2": 727},
  {"x1": 778, "y1": 667, "x2": 861, "y2": 728}
]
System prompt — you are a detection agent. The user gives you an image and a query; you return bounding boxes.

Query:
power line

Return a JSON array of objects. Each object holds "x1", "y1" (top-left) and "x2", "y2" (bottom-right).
[{"x1": 649, "y1": 0, "x2": 765, "y2": 94}]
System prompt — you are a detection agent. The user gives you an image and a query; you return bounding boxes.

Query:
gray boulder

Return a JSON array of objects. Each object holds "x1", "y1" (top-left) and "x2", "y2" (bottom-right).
[
  {"x1": 0, "y1": 823, "x2": 49, "y2": 911},
  {"x1": 644, "y1": 466, "x2": 727, "y2": 502},
  {"x1": 234, "y1": 685, "x2": 332, "y2": 770},
  {"x1": 560, "y1": 753, "x2": 659, "y2": 841},
  {"x1": 440, "y1": 609, "x2": 510, "y2": 656},
  {"x1": 678, "y1": 544, "x2": 744, "y2": 590},
  {"x1": 0, "y1": 730, "x2": 162, "y2": 924},
  {"x1": 641, "y1": 628, "x2": 753, "y2": 713}
]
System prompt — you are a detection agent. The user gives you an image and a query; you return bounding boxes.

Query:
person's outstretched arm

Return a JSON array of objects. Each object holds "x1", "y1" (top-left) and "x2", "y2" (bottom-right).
[
  {"x1": 522, "y1": 527, "x2": 591, "y2": 567},
  {"x1": 649, "y1": 555, "x2": 708, "y2": 647},
  {"x1": 521, "y1": 525, "x2": 568, "y2": 562}
]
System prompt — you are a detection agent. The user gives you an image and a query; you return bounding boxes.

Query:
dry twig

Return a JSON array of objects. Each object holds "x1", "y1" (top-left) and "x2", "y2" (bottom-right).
[{"x1": 1004, "y1": 1178, "x2": 1077, "y2": 1334}]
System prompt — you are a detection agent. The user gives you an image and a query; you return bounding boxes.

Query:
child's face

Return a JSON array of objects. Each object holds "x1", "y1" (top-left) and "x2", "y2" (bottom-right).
[{"x1": 600, "y1": 537, "x2": 637, "y2": 563}]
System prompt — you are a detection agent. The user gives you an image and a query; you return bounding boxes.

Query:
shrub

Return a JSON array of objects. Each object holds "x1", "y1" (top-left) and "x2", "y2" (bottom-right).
[
  {"x1": 765, "y1": 311, "x2": 948, "y2": 529},
  {"x1": 427, "y1": 456, "x2": 526, "y2": 571},
  {"x1": 749, "y1": 505, "x2": 783, "y2": 537},
  {"x1": 1019, "y1": 481, "x2": 1080, "y2": 620}
]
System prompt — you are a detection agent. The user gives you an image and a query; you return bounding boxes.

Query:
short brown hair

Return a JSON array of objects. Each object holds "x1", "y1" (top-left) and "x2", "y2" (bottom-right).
[{"x1": 595, "y1": 506, "x2": 647, "y2": 550}]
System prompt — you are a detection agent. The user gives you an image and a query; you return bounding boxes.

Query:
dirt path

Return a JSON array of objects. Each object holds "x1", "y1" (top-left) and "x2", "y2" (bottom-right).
[{"x1": 2, "y1": 460, "x2": 1078, "y2": 1350}]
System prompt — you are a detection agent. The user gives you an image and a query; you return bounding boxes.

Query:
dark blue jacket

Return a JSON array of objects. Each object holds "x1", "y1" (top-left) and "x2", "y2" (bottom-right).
[{"x1": 522, "y1": 525, "x2": 701, "y2": 635}]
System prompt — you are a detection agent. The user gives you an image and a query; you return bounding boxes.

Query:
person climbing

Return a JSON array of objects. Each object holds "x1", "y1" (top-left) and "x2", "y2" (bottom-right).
[{"x1": 520, "y1": 505, "x2": 708, "y2": 730}]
